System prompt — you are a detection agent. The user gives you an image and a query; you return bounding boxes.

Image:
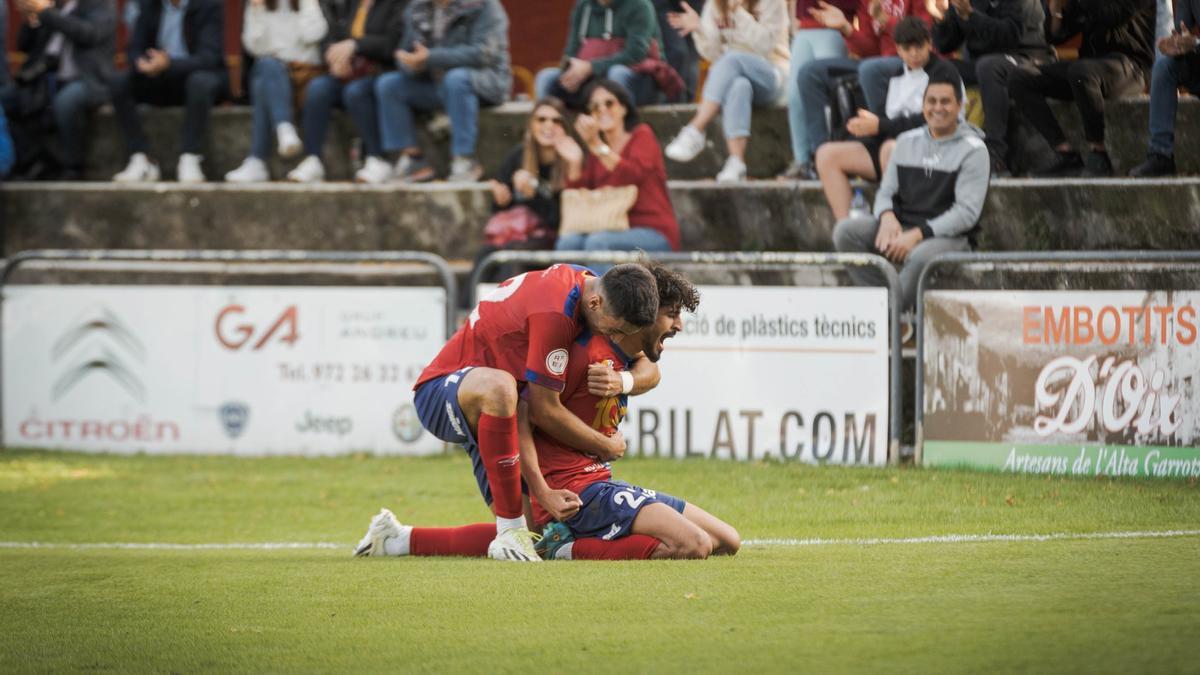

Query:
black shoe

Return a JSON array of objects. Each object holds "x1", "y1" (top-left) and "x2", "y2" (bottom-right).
[
  {"x1": 778, "y1": 161, "x2": 818, "y2": 181},
  {"x1": 1128, "y1": 152, "x2": 1176, "y2": 178},
  {"x1": 1032, "y1": 150, "x2": 1084, "y2": 177},
  {"x1": 1081, "y1": 151, "x2": 1114, "y2": 177}
]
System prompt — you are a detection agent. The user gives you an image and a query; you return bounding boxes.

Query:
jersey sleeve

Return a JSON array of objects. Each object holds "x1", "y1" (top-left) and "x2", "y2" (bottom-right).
[{"x1": 524, "y1": 312, "x2": 577, "y2": 392}]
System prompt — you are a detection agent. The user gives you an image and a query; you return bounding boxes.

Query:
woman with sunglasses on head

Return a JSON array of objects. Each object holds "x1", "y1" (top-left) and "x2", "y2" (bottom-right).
[
  {"x1": 475, "y1": 97, "x2": 573, "y2": 281},
  {"x1": 663, "y1": 0, "x2": 790, "y2": 182},
  {"x1": 555, "y1": 79, "x2": 681, "y2": 257}
]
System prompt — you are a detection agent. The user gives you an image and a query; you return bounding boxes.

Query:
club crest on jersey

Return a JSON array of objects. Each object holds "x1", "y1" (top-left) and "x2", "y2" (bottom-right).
[{"x1": 546, "y1": 348, "x2": 569, "y2": 375}]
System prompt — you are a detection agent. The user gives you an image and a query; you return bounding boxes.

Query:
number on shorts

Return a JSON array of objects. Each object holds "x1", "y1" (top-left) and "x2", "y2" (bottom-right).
[
  {"x1": 469, "y1": 273, "x2": 528, "y2": 327},
  {"x1": 614, "y1": 489, "x2": 648, "y2": 509}
]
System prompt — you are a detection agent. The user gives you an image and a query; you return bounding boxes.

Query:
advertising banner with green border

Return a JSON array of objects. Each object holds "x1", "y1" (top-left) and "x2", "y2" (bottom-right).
[{"x1": 922, "y1": 290, "x2": 1200, "y2": 478}]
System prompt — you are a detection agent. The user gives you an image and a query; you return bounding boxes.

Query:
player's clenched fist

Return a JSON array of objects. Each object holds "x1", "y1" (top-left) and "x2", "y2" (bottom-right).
[
  {"x1": 540, "y1": 488, "x2": 582, "y2": 521},
  {"x1": 587, "y1": 361, "x2": 624, "y2": 397}
]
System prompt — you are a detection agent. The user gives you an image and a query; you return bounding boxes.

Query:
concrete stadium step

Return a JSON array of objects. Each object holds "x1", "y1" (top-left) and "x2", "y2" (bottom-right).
[
  {"x1": 79, "y1": 97, "x2": 1200, "y2": 182},
  {"x1": 4, "y1": 179, "x2": 1197, "y2": 261}
]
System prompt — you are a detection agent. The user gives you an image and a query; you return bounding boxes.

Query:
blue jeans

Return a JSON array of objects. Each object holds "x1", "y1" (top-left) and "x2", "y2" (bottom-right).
[
  {"x1": 1157, "y1": 0, "x2": 1174, "y2": 55},
  {"x1": 787, "y1": 29, "x2": 847, "y2": 162},
  {"x1": 702, "y1": 51, "x2": 781, "y2": 139},
  {"x1": 300, "y1": 74, "x2": 382, "y2": 159},
  {"x1": 248, "y1": 57, "x2": 295, "y2": 159},
  {"x1": 53, "y1": 80, "x2": 108, "y2": 169},
  {"x1": 858, "y1": 56, "x2": 903, "y2": 115},
  {"x1": 555, "y1": 227, "x2": 673, "y2": 273},
  {"x1": 796, "y1": 56, "x2": 860, "y2": 163},
  {"x1": 1147, "y1": 54, "x2": 1200, "y2": 157},
  {"x1": 376, "y1": 67, "x2": 479, "y2": 157},
  {"x1": 534, "y1": 64, "x2": 660, "y2": 106}
]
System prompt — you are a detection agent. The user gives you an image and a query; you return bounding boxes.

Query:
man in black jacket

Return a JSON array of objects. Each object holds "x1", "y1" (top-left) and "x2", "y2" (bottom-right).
[
  {"x1": 932, "y1": 0, "x2": 1053, "y2": 174},
  {"x1": 110, "y1": 0, "x2": 226, "y2": 182},
  {"x1": 1009, "y1": 0, "x2": 1155, "y2": 176},
  {"x1": 1130, "y1": 0, "x2": 1200, "y2": 176},
  {"x1": 7, "y1": 0, "x2": 114, "y2": 179}
]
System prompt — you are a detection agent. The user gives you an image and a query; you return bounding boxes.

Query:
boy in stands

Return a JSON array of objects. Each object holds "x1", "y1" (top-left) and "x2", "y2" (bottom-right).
[
  {"x1": 405, "y1": 263, "x2": 662, "y2": 562},
  {"x1": 355, "y1": 263, "x2": 740, "y2": 561}
]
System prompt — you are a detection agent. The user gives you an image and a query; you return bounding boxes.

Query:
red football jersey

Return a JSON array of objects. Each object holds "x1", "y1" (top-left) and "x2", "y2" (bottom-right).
[
  {"x1": 415, "y1": 264, "x2": 595, "y2": 392},
  {"x1": 530, "y1": 330, "x2": 632, "y2": 525}
]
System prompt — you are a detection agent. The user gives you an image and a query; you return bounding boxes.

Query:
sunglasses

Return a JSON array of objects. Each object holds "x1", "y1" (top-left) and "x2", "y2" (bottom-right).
[
  {"x1": 589, "y1": 99, "x2": 619, "y2": 113},
  {"x1": 534, "y1": 115, "x2": 565, "y2": 126}
]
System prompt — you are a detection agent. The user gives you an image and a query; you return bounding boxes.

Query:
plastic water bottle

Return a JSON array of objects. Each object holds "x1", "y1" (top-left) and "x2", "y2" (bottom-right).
[{"x1": 849, "y1": 188, "x2": 870, "y2": 219}]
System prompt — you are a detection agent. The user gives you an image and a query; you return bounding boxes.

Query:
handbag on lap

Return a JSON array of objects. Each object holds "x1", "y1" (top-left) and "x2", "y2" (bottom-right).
[{"x1": 558, "y1": 185, "x2": 638, "y2": 235}]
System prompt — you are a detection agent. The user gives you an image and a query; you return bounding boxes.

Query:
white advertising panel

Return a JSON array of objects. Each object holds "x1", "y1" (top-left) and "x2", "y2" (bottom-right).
[
  {"x1": 4, "y1": 285, "x2": 447, "y2": 455},
  {"x1": 624, "y1": 286, "x2": 890, "y2": 465}
]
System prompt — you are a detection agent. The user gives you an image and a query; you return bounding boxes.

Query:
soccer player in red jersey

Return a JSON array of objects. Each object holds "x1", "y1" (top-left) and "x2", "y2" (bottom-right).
[
  {"x1": 357, "y1": 263, "x2": 660, "y2": 562},
  {"x1": 526, "y1": 262, "x2": 740, "y2": 560},
  {"x1": 355, "y1": 263, "x2": 739, "y2": 561}
]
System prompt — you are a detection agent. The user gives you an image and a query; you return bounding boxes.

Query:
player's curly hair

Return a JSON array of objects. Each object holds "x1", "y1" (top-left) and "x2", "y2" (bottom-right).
[{"x1": 643, "y1": 261, "x2": 700, "y2": 314}]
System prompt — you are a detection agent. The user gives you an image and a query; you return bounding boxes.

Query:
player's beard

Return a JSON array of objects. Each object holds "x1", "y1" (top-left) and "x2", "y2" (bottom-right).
[{"x1": 644, "y1": 330, "x2": 676, "y2": 363}]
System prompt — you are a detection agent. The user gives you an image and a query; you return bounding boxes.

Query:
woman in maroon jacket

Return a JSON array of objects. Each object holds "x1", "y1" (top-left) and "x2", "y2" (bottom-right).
[{"x1": 555, "y1": 79, "x2": 681, "y2": 256}]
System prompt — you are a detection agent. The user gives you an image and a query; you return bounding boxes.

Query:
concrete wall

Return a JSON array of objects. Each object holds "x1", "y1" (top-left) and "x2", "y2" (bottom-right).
[{"x1": 5, "y1": 179, "x2": 1199, "y2": 260}]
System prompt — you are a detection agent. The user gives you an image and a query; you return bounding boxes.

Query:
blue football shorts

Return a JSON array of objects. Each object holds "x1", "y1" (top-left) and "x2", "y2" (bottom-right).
[
  {"x1": 413, "y1": 366, "x2": 496, "y2": 506},
  {"x1": 565, "y1": 480, "x2": 686, "y2": 541}
]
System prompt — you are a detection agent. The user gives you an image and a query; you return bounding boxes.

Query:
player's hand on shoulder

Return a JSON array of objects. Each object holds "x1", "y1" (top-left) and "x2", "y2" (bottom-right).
[
  {"x1": 587, "y1": 361, "x2": 622, "y2": 398},
  {"x1": 541, "y1": 488, "x2": 582, "y2": 521}
]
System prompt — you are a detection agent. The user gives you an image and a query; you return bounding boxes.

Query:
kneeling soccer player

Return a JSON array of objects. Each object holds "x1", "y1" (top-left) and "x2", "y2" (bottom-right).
[{"x1": 354, "y1": 263, "x2": 740, "y2": 561}]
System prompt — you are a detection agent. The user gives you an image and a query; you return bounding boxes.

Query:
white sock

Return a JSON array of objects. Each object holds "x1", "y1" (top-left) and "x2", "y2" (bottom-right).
[
  {"x1": 496, "y1": 516, "x2": 525, "y2": 532},
  {"x1": 382, "y1": 525, "x2": 413, "y2": 556},
  {"x1": 555, "y1": 542, "x2": 574, "y2": 560}
]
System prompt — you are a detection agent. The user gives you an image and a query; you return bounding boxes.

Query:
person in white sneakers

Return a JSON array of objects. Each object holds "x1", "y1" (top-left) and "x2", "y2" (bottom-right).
[
  {"x1": 286, "y1": 0, "x2": 407, "y2": 183},
  {"x1": 662, "y1": 0, "x2": 789, "y2": 182},
  {"x1": 110, "y1": 0, "x2": 228, "y2": 183},
  {"x1": 224, "y1": 0, "x2": 327, "y2": 183}
]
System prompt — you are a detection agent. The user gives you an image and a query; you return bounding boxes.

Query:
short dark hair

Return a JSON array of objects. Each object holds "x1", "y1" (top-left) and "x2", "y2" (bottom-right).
[
  {"x1": 894, "y1": 17, "x2": 931, "y2": 47},
  {"x1": 642, "y1": 261, "x2": 700, "y2": 313},
  {"x1": 925, "y1": 72, "x2": 963, "y2": 102},
  {"x1": 599, "y1": 263, "x2": 659, "y2": 327},
  {"x1": 583, "y1": 78, "x2": 640, "y2": 131}
]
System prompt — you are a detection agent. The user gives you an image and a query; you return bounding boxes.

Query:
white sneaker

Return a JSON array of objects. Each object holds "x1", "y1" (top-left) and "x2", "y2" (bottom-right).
[
  {"x1": 664, "y1": 125, "x2": 706, "y2": 163},
  {"x1": 488, "y1": 527, "x2": 542, "y2": 562},
  {"x1": 112, "y1": 152, "x2": 160, "y2": 183},
  {"x1": 276, "y1": 122, "x2": 302, "y2": 159},
  {"x1": 177, "y1": 153, "x2": 206, "y2": 183},
  {"x1": 224, "y1": 157, "x2": 270, "y2": 183},
  {"x1": 354, "y1": 508, "x2": 404, "y2": 557},
  {"x1": 716, "y1": 155, "x2": 748, "y2": 183},
  {"x1": 447, "y1": 156, "x2": 483, "y2": 183},
  {"x1": 355, "y1": 156, "x2": 393, "y2": 184},
  {"x1": 287, "y1": 155, "x2": 325, "y2": 183}
]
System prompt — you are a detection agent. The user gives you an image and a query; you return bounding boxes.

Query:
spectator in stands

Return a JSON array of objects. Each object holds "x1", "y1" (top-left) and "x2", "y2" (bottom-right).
[
  {"x1": 374, "y1": 0, "x2": 511, "y2": 184},
  {"x1": 535, "y1": 0, "x2": 682, "y2": 110},
  {"x1": 1009, "y1": 0, "x2": 1155, "y2": 177},
  {"x1": 8, "y1": 0, "x2": 115, "y2": 180},
  {"x1": 1130, "y1": 0, "x2": 1200, "y2": 177},
  {"x1": 779, "y1": 0, "x2": 856, "y2": 179},
  {"x1": 110, "y1": 0, "x2": 227, "y2": 183},
  {"x1": 662, "y1": 0, "x2": 789, "y2": 182},
  {"x1": 832, "y1": 0, "x2": 933, "y2": 116},
  {"x1": 662, "y1": 0, "x2": 792, "y2": 181},
  {"x1": 789, "y1": 0, "x2": 927, "y2": 180},
  {"x1": 285, "y1": 0, "x2": 407, "y2": 184},
  {"x1": 923, "y1": 0, "x2": 1052, "y2": 175},
  {"x1": 476, "y1": 97, "x2": 571, "y2": 281},
  {"x1": 816, "y1": 18, "x2": 963, "y2": 219},
  {"x1": 655, "y1": 0, "x2": 703, "y2": 101},
  {"x1": 556, "y1": 79, "x2": 680, "y2": 254},
  {"x1": 833, "y1": 73, "x2": 989, "y2": 312},
  {"x1": 0, "y1": 104, "x2": 13, "y2": 178},
  {"x1": 223, "y1": 0, "x2": 328, "y2": 183}
]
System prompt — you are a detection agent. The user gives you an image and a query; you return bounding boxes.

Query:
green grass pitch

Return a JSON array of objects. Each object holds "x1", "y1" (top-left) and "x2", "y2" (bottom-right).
[{"x1": 1, "y1": 449, "x2": 1198, "y2": 673}]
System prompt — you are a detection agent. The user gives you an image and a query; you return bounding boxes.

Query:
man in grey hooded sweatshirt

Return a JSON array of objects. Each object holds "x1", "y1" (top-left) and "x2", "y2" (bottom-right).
[{"x1": 833, "y1": 72, "x2": 990, "y2": 313}]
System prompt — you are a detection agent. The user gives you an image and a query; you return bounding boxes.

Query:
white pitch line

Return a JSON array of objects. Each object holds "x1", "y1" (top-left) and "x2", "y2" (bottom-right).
[
  {"x1": 743, "y1": 529, "x2": 1200, "y2": 547},
  {"x1": 1, "y1": 530, "x2": 1199, "y2": 551}
]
